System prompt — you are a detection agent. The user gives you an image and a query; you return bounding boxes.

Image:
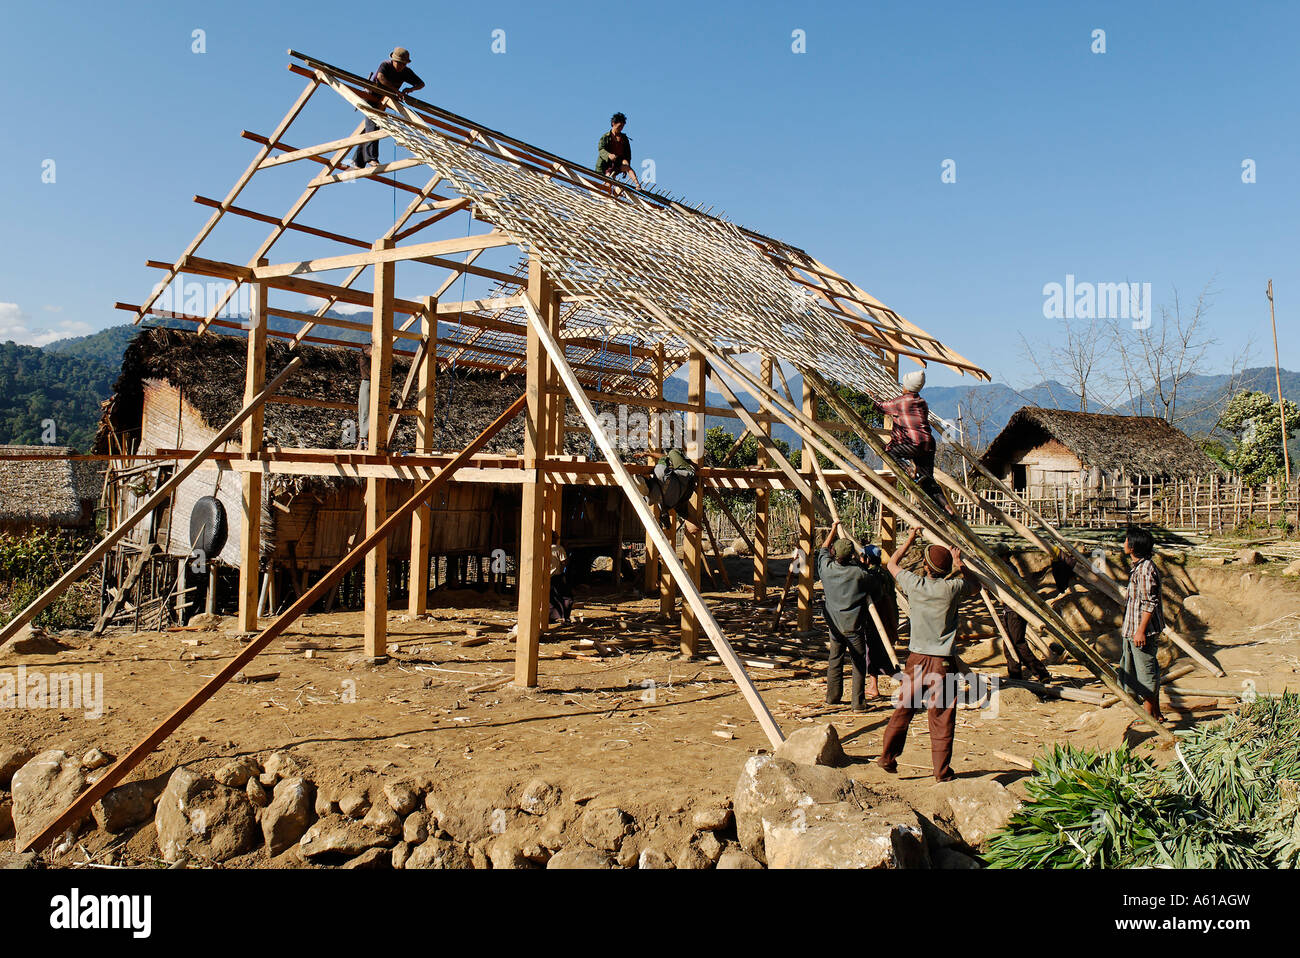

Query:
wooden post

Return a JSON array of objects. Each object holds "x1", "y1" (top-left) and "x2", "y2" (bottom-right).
[
  {"x1": 660, "y1": 513, "x2": 679, "y2": 618},
  {"x1": 754, "y1": 356, "x2": 772, "y2": 600},
  {"x1": 408, "y1": 297, "x2": 437, "y2": 616},
  {"x1": 237, "y1": 270, "x2": 267, "y2": 632},
  {"x1": 797, "y1": 380, "x2": 816, "y2": 632},
  {"x1": 514, "y1": 258, "x2": 552, "y2": 687},
  {"x1": 519, "y1": 298, "x2": 784, "y2": 746},
  {"x1": 644, "y1": 346, "x2": 665, "y2": 597},
  {"x1": 680, "y1": 351, "x2": 706, "y2": 655},
  {"x1": 878, "y1": 352, "x2": 900, "y2": 557},
  {"x1": 364, "y1": 239, "x2": 394, "y2": 658}
]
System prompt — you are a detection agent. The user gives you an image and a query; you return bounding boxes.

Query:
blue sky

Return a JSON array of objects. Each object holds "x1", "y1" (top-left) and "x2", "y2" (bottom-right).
[{"x1": 1, "y1": 0, "x2": 1295, "y2": 390}]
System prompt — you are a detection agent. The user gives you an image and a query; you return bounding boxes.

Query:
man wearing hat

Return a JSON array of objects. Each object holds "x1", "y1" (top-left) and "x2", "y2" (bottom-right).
[
  {"x1": 877, "y1": 369, "x2": 953, "y2": 516},
  {"x1": 878, "y1": 526, "x2": 979, "y2": 781},
  {"x1": 353, "y1": 48, "x2": 425, "y2": 168},
  {"x1": 816, "y1": 521, "x2": 891, "y2": 711}
]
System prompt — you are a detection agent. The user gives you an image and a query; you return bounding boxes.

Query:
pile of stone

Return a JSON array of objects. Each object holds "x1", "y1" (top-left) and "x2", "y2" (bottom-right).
[{"x1": 2, "y1": 726, "x2": 1020, "y2": 869}]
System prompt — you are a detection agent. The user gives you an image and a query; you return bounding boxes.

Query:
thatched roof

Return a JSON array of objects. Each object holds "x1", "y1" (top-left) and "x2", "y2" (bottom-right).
[
  {"x1": 980, "y1": 407, "x2": 1223, "y2": 478},
  {"x1": 95, "y1": 329, "x2": 610, "y2": 485},
  {"x1": 0, "y1": 445, "x2": 103, "y2": 526}
]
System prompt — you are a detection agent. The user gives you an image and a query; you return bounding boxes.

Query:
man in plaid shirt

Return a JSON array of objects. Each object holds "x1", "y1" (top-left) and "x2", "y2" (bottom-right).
[
  {"x1": 877, "y1": 370, "x2": 953, "y2": 515},
  {"x1": 1119, "y1": 525, "x2": 1166, "y2": 722}
]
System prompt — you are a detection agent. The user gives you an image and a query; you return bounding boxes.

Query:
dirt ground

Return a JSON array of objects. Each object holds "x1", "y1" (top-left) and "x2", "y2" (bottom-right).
[{"x1": 4, "y1": 549, "x2": 1300, "y2": 867}]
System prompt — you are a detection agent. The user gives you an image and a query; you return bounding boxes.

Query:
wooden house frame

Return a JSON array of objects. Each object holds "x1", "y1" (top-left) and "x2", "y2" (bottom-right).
[{"x1": 5, "y1": 51, "x2": 1221, "y2": 851}]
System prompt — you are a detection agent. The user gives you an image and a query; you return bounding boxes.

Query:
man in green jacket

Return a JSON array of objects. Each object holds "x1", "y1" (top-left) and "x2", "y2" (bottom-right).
[
  {"x1": 878, "y1": 526, "x2": 979, "y2": 781},
  {"x1": 596, "y1": 112, "x2": 641, "y2": 188},
  {"x1": 816, "y1": 522, "x2": 891, "y2": 711}
]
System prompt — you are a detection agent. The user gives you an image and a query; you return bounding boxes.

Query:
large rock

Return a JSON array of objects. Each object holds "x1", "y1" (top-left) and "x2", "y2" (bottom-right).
[
  {"x1": 93, "y1": 781, "x2": 161, "y2": 833},
  {"x1": 716, "y1": 846, "x2": 763, "y2": 869},
  {"x1": 581, "y1": 806, "x2": 633, "y2": 852},
  {"x1": 298, "y1": 815, "x2": 395, "y2": 861},
  {"x1": 546, "y1": 847, "x2": 613, "y2": 869},
  {"x1": 733, "y1": 755, "x2": 854, "y2": 864},
  {"x1": 154, "y1": 767, "x2": 258, "y2": 863},
  {"x1": 0, "y1": 746, "x2": 34, "y2": 789},
  {"x1": 342, "y1": 847, "x2": 391, "y2": 869},
  {"x1": 214, "y1": 757, "x2": 260, "y2": 789},
  {"x1": 425, "y1": 792, "x2": 503, "y2": 843},
  {"x1": 10, "y1": 750, "x2": 87, "y2": 851},
  {"x1": 637, "y1": 847, "x2": 674, "y2": 869},
  {"x1": 487, "y1": 834, "x2": 533, "y2": 869},
  {"x1": 518, "y1": 779, "x2": 561, "y2": 815},
  {"x1": 691, "y1": 802, "x2": 733, "y2": 832},
  {"x1": 1237, "y1": 549, "x2": 1264, "y2": 565},
  {"x1": 383, "y1": 781, "x2": 420, "y2": 817},
  {"x1": 1283, "y1": 559, "x2": 1300, "y2": 577},
  {"x1": 774, "y1": 724, "x2": 845, "y2": 767},
  {"x1": 762, "y1": 796, "x2": 922, "y2": 869},
  {"x1": 937, "y1": 778, "x2": 1020, "y2": 850},
  {"x1": 404, "y1": 836, "x2": 473, "y2": 869},
  {"x1": 259, "y1": 750, "x2": 307, "y2": 787},
  {"x1": 262, "y1": 777, "x2": 316, "y2": 855}
]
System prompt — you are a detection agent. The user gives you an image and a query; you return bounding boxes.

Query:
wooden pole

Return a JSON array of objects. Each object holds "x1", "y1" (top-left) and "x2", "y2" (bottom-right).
[
  {"x1": 1267, "y1": 280, "x2": 1292, "y2": 489},
  {"x1": 797, "y1": 381, "x2": 817, "y2": 633},
  {"x1": 680, "y1": 351, "x2": 707, "y2": 655},
  {"x1": 21, "y1": 394, "x2": 527, "y2": 854},
  {"x1": 753, "y1": 356, "x2": 773, "y2": 600},
  {"x1": 514, "y1": 259, "x2": 553, "y2": 687},
  {"x1": 520, "y1": 298, "x2": 784, "y2": 746},
  {"x1": 237, "y1": 270, "x2": 268, "y2": 632},
  {"x1": 408, "y1": 297, "x2": 437, "y2": 616},
  {"x1": 364, "y1": 239, "x2": 394, "y2": 658}
]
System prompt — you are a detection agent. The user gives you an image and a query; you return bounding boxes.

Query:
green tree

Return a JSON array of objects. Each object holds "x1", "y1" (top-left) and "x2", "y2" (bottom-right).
[{"x1": 1219, "y1": 390, "x2": 1298, "y2": 485}]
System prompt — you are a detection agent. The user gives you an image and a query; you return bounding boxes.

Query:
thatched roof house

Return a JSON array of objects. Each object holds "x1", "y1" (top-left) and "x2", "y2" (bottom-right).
[
  {"x1": 0, "y1": 445, "x2": 103, "y2": 533},
  {"x1": 980, "y1": 407, "x2": 1222, "y2": 492},
  {"x1": 94, "y1": 329, "x2": 635, "y2": 574}
]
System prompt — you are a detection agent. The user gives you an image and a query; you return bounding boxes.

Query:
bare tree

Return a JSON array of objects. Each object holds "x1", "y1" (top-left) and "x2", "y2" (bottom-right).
[
  {"x1": 1019, "y1": 316, "x2": 1111, "y2": 412},
  {"x1": 1105, "y1": 279, "x2": 1254, "y2": 429}
]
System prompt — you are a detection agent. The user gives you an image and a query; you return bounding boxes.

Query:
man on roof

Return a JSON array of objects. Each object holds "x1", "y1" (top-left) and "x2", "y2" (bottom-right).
[
  {"x1": 596, "y1": 112, "x2": 641, "y2": 189},
  {"x1": 353, "y1": 48, "x2": 425, "y2": 168}
]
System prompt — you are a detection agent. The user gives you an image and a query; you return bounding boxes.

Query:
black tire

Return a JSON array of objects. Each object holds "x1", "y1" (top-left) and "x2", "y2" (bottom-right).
[{"x1": 190, "y1": 496, "x2": 228, "y2": 558}]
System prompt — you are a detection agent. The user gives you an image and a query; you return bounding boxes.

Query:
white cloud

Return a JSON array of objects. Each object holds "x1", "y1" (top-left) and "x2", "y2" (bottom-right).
[
  {"x1": 301, "y1": 295, "x2": 370, "y2": 316},
  {"x1": 42, "y1": 304, "x2": 62, "y2": 313},
  {"x1": 0, "y1": 302, "x2": 93, "y2": 346}
]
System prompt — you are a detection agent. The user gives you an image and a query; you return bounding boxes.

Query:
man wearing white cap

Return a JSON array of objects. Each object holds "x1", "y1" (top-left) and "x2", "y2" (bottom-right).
[
  {"x1": 353, "y1": 48, "x2": 425, "y2": 167},
  {"x1": 877, "y1": 369, "x2": 953, "y2": 516}
]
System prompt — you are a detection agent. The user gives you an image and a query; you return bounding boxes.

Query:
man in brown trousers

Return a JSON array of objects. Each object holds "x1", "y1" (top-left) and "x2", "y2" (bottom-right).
[{"x1": 877, "y1": 527, "x2": 978, "y2": 782}]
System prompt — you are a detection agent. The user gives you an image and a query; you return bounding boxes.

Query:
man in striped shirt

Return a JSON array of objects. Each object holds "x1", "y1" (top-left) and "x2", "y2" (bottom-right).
[{"x1": 1119, "y1": 525, "x2": 1166, "y2": 723}]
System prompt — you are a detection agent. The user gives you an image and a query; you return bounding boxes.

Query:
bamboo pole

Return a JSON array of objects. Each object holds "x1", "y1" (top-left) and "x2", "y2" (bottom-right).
[
  {"x1": 1268, "y1": 280, "x2": 1292, "y2": 489},
  {"x1": 520, "y1": 298, "x2": 784, "y2": 747}
]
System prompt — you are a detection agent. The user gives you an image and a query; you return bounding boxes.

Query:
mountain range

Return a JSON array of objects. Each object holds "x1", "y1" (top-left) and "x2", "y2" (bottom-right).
[{"x1": 3, "y1": 323, "x2": 1297, "y2": 457}]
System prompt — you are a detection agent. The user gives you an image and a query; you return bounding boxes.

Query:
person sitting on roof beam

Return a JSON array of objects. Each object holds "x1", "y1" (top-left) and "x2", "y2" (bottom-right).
[
  {"x1": 352, "y1": 47, "x2": 425, "y2": 168},
  {"x1": 596, "y1": 112, "x2": 641, "y2": 191}
]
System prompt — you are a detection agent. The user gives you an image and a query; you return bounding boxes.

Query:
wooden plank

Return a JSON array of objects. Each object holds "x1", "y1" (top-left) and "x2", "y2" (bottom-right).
[
  {"x1": 408, "y1": 299, "x2": 437, "y2": 616},
  {"x1": 680, "y1": 351, "x2": 706, "y2": 655},
  {"x1": 238, "y1": 274, "x2": 268, "y2": 632},
  {"x1": 252, "y1": 231, "x2": 512, "y2": 278},
  {"x1": 21, "y1": 393, "x2": 527, "y2": 855},
  {"x1": 519, "y1": 297, "x2": 784, "y2": 747},
  {"x1": 365, "y1": 240, "x2": 394, "y2": 658}
]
